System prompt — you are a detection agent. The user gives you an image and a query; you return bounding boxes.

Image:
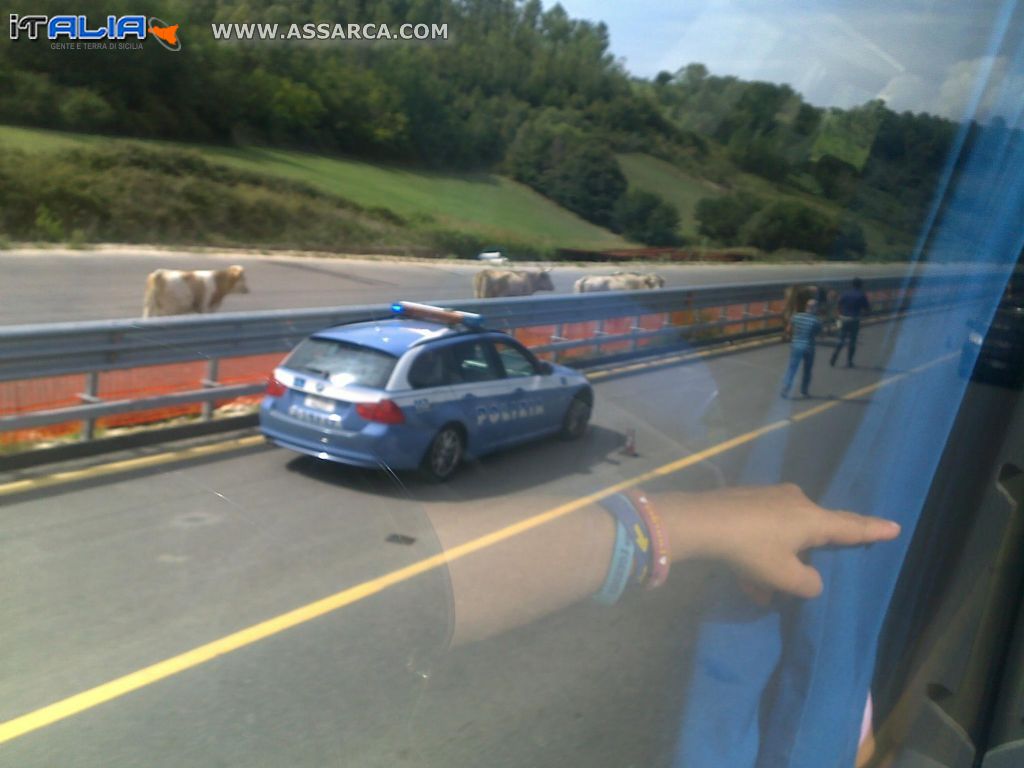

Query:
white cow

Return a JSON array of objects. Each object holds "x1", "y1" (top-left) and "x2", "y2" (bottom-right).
[
  {"x1": 473, "y1": 268, "x2": 555, "y2": 299},
  {"x1": 142, "y1": 265, "x2": 250, "y2": 317},
  {"x1": 573, "y1": 272, "x2": 665, "y2": 293}
]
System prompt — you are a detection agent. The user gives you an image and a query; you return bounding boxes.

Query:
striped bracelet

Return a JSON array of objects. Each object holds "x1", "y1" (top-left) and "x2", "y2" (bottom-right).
[
  {"x1": 599, "y1": 493, "x2": 653, "y2": 585},
  {"x1": 593, "y1": 519, "x2": 635, "y2": 604}
]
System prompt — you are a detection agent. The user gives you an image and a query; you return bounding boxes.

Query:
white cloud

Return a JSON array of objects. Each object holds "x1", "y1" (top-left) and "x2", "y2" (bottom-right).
[
  {"x1": 879, "y1": 56, "x2": 1024, "y2": 121},
  {"x1": 557, "y1": 0, "x2": 1024, "y2": 121},
  {"x1": 936, "y1": 56, "x2": 1024, "y2": 120},
  {"x1": 878, "y1": 73, "x2": 936, "y2": 113}
]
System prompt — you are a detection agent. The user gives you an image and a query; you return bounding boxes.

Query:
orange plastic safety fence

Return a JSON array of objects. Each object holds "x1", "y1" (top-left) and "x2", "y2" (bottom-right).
[
  {"x1": 3, "y1": 356, "x2": 278, "y2": 446},
  {"x1": 6, "y1": 302, "x2": 795, "y2": 448}
]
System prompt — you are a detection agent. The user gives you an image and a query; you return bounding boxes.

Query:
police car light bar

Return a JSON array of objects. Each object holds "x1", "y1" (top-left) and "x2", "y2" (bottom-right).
[{"x1": 391, "y1": 301, "x2": 484, "y2": 328}]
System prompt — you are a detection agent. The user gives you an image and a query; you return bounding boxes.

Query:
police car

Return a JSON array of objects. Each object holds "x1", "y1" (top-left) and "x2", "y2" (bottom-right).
[{"x1": 259, "y1": 301, "x2": 594, "y2": 480}]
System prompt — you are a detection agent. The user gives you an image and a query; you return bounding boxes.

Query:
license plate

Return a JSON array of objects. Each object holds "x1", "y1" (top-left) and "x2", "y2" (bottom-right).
[{"x1": 303, "y1": 394, "x2": 335, "y2": 413}]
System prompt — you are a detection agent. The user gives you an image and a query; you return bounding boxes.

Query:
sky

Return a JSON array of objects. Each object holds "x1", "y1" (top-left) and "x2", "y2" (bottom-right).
[{"x1": 557, "y1": 0, "x2": 1024, "y2": 122}]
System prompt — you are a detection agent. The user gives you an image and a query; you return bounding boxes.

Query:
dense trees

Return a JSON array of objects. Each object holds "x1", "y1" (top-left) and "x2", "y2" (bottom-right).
[{"x1": 3, "y1": 1, "x2": 1020, "y2": 256}]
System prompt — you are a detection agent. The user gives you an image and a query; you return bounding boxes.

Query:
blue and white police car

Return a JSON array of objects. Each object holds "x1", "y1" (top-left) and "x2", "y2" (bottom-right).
[{"x1": 259, "y1": 301, "x2": 593, "y2": 480}]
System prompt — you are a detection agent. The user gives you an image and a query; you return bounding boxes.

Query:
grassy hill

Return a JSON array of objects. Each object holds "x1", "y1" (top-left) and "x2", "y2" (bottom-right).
[
  {"x1": 617, "y1": 145, "x2": 909, "y2": 257},
  {"x1": 616, "y1": 153, "x2": 725, "y2": 240},
  {"x1": 0, "y1": 125, "x2": 628, "y2": 255}
]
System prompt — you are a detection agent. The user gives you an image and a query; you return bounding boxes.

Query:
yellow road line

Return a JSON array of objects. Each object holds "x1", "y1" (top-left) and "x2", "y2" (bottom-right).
[
  {"x1": 0, "y1": 436, "x2": 265, "y2": 498},
  {"x1": 0, "y1": 352, "x2": 957, "y2": 745},
  {"x1": 0, "y1": 418, "x2": 785, "y2": 745}
]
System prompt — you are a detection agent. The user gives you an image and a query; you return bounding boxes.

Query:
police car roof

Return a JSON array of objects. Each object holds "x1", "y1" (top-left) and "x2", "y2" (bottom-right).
[{"x1": 313, "y1": 318, "x2": 476, "y2": 355}]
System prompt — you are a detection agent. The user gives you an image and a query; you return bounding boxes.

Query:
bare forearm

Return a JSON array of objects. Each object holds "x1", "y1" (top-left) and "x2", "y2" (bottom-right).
[
  {"x1": 426, "y1": 485, "x2": 899, "y2": 647},
  {"x1": 430, "y1": 503, "x2": 616, "y2": 646}
]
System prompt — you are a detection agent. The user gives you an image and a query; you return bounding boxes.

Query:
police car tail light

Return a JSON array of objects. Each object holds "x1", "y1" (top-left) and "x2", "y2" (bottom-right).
[
  {"x1": 356, "y1": 399, "x2": 406, "y2": 424},
  {"x1": 391, "y1": 301, "x2": 483, "y2": 328},
  {"x1": 266, "y1": 376, "x2": 287, "y2": 397}
]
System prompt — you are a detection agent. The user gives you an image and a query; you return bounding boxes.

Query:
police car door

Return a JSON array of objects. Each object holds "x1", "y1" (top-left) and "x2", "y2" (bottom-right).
[
  {"x1": 446, "y1": 338, "x2": 515, "y2": 454},
  {"x1": 491, "y1": 339, "x2": 553, "y2": 441}
]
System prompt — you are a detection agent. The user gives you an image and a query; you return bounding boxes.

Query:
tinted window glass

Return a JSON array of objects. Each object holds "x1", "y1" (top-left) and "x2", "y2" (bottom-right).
[
  {"x1": 449, "y1": 340, "x2": 500, "y2": 383},
  {"x1": 494, "y1": 341, "x2": 538, "y2": 378},
  {"x1": 408, "y1": 348, "x2": 449, "y2": 389},
  {"x1": 284, "y1": 338, "x2": 396, "y2": 389}
]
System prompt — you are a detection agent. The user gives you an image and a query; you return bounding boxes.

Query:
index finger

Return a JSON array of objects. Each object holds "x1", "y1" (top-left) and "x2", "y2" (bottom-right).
[{"x1": 812, "y1": 511, "x2": 901, "y2": 548}]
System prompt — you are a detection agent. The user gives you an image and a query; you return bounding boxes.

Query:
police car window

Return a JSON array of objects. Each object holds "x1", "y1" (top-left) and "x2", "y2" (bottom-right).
[
  {"x1": 449, "y1": 340, "x2": 500, "y2": 383},
  {"x1": 284, "y1": 338, "x2": 397, "y2": 389},
  {"x1": 408, "y1": 348, "x2": 449, "y2": 389},
  {"x1": 493, "y1": 341, "x2": 538, "y2": 378}
]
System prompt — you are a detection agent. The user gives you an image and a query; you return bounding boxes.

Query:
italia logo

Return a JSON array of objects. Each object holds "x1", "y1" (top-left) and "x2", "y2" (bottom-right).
[{"x1": 8, "y1": 14, "x2": 182, "y2": 50}]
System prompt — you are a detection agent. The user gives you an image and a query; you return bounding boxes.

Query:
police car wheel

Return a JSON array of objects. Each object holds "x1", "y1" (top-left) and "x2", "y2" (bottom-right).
[
  {"x1": 423, "y1": 425, "x2": 464, "y2": 481},
  {"x1": 561, "y1": 395, "x2": 591, "y2": 440}
]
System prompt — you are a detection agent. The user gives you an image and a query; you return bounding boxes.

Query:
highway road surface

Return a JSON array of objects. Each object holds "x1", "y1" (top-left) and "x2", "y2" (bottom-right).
[
  {"x1": 0, "y1": 246, "x2": 971, "y2": 324},
  {"x1": 0, "y1": 313, "x2": 991, "y2": 768}
]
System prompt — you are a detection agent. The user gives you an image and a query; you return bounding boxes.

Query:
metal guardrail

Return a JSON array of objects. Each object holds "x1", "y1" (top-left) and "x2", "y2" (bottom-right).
[{"x1": 0, "y1": 273, "x2": 1000, "y2": 443}]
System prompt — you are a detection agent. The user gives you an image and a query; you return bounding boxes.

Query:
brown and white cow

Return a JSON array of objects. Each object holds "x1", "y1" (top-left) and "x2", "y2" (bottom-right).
[
  {"x1": 142, "y1": 265, "x2": 250, "y2": 317},
  {"x1": 780, "y1": 283, "x2": 839, "y2": 339},
  {"x1": 572, "y1": 272, "x2": 665, "y2": 293},
  {"x1": 473, "y1": 268, "x2": 554, "y2": 299}
]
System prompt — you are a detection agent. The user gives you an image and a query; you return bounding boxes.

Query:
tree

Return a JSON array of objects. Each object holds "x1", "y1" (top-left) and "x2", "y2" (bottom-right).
[
  {"x1": 741, "y1": 201, "x2": 838, "y2": 254},
  {"x1": 504, "y1": 112, "x2": 626, "y2": 226},
  {"x1": 613, "y1": 189, "x2": 681, "y2": 245},
  {"x1": 695, "y1": 193, "x2": 764, "y2": 242}
]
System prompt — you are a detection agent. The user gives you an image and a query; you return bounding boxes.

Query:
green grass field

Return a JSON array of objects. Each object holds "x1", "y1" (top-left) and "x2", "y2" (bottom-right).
[
  {"x1": 0, "y1": 125, "x2": 627, "y2": 252},
  {"x1": 616, "y1": 153, "x2": 725, "y2": 240}
]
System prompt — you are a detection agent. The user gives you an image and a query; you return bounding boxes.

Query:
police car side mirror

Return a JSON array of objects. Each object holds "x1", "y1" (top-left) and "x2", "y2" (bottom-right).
[{"x1": 538, "y1": 362, "x2": 554, "y2": 375}]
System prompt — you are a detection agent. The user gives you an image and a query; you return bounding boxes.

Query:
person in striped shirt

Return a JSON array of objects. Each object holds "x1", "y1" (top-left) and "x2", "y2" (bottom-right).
[{"x1": 781, "y1": 298, "x2": 823, "y2": 398}]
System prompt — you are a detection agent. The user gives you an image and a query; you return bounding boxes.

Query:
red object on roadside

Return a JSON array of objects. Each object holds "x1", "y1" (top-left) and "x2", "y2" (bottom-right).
[{"x1": 621, "y1": 428, "x2": 638, "y2": 456}]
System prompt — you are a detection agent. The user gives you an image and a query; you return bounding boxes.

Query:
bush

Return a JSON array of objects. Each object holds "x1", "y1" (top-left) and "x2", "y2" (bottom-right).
[
  {"x1": 505, "y1": 113, "x2": 627, "y2": 227},
  {"x1": 741, "y1": 201, "x2": 837, "y2": 254},
  {"x1": 613, "y1": 189, "x2": 681, "y2": 245},
  {"x1": 0, "y1": 145, "x2": 417, "y2": 252},
  {"x1": 728, "y1": 136, "x2": 790, "y2": 181},
  {"x1": 33, "y1": 205, "x2": 64, "y2": 241},
  {"x1": 57, "y1": 88, "x2": 116, "y2": 132},
  {"x1": 829, "y1": 217, "x2": 867, "y2": 260},
  {"x1": 695, "y1": 192, "x2": 764, "y2": 242}
]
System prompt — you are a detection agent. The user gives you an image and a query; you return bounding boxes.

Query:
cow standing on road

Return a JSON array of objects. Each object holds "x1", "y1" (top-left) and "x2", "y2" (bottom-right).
[
  {"x1": 142, "y1": 265, "x2": 250, "y2": 317},
  {"x1": 573, "y1": 272, "x2": 665, "y2": 292},
  {"x1": 473, "y1": 268, "x2": 554, "y2": 299}
]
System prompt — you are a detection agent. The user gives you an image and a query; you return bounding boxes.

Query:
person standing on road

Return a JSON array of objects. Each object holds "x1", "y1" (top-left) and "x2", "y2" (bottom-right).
[
  {"x1": 831, "y1": 278, "x2": 871, "y2": 368},
  {"x1": 781, "y1": 298, "x2": 823, "y2": 398}
]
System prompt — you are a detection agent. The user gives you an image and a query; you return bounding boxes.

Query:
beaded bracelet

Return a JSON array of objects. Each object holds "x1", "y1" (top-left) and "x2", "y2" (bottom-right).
[{"x1": 626, "y1": 489, "x2": 670, "y2": 589}]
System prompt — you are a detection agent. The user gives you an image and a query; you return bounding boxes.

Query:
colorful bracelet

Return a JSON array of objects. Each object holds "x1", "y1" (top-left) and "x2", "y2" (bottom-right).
[
  {"x1": 627, "y1": 489, "x2": 670, "y2": 588},
  {"x1": 600, "y1": 493, "x2": 652, "y2": 584},
  {"x1": 593, "y1": 519, "x2": 635, "y2": 605}
]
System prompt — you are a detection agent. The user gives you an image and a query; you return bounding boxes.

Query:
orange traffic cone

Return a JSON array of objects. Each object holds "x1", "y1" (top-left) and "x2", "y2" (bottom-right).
[{"x1": 621, "y1": 428, "x2": 638, "y2": 457}]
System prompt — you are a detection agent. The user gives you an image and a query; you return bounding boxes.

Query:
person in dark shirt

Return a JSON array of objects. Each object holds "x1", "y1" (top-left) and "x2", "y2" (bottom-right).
[
  {"x1": 831, "y1": 277, "x2": 871, "y2": 367},
  {"x1": 781, "y1": 298, "x2": 823, "y2": 398}
]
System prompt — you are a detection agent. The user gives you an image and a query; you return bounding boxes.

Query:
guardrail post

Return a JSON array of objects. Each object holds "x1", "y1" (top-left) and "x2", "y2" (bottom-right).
[
  {"x1": 631, "y1": 316, "x2": 641, "y2": 353},
  {"x1": 551, "y1": 324, "x2": 564, "y2": 363},
  {"x1": 743, "y1": 302, "x2": 751, "y2": 334},
  {"x1": 81, "y1": 371, "x2": 99, "y2": 440},
  {"x1": 201, "y1": 358, "x2": 220, "y2": 421}
]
